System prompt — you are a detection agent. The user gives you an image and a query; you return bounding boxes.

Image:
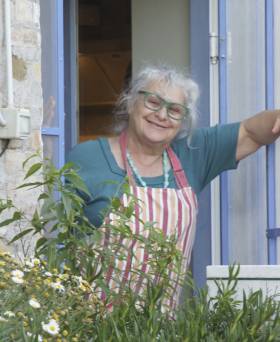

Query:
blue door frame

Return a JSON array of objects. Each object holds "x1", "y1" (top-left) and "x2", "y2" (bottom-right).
[
  {"x1": 64, "y1": 0, "x2": 78, "y2": 154},
  {"x1": 41, "y1": 0, "x2": 65, "y2": 169},
  {"x1": 190, "y1": 0, "x2": 211, "y2": 288},
  {"x1": 265, "y1": 0, "x2": 277, "y2": 264}
]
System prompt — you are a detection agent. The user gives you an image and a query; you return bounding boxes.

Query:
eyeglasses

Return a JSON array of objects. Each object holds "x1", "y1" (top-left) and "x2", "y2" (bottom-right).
[{"x1": 138, "y1": 90, "x2": 190, "y2": 121}]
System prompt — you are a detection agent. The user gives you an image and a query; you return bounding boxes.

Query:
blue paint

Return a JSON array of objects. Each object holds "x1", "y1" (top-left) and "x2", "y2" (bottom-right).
[
  {"x1": 42, "y1": 128, "x2": 61, "y2": 136},
  {"x1": 265, "y1": 0, "x2": 276, "y2": 264},
  {"x1": 40, "y1": 0, "x2": 65, "y2": 169},
  {"x1": 218, "y1": 0, "x2": 229, "y2": 265},
  {"x1": 190, "y1": 0, "x2": 211, "y2": 288},
  {"x1": 64, "y1": 0, "x2": 78, "y2": 154},
  {"x1": 56, "y1": 0, "x2": 65, "y2": 168}
]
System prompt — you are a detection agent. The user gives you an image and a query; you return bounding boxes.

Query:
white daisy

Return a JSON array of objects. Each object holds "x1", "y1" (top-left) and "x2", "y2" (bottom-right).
[
  {"x1": 29, "y1": 298, "x2": 41, "y2": 309},
  {"x1": 11, "y1": 276, "x2": 24, "y2": 284},
  {"x1": 3, "y1": 311, "x2": 15, "y2": 318},
  {"x1": 25, "y1": 258, "x2": 41, "y2": 268},
  {"x1": 44, "y1": 271, "x2": 53, "y2": 277},
  {"x1": 50, "y1": 282, "x2": 65, "y2": 293},
  {"x1": 25, "y1": 260, "x2": 34, "y2": 268},
  {"x1": 11, "y1": 269, "x2": 24, "y2": 278},
  {"x1": 27, "y1": 332, "x2": 43, "y2": 341},
  {"x1": 42, "y1": 319, "x2": 60, "y2": 336}
]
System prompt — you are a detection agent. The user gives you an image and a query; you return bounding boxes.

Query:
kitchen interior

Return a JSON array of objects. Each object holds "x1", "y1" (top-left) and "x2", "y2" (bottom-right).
[{"x1": 78, "y1": 0, "x2": 131, "y2": 141}]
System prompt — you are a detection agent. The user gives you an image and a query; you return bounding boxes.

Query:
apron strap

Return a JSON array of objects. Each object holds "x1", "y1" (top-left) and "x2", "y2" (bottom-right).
[{"x1": 166, "y1": 146, "x2": 189, "y2": 188}]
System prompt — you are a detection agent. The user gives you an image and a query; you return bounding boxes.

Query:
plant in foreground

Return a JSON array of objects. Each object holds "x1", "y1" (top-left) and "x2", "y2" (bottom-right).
[
  {"x1": 1, "y1": 156, "x2": 280, "y2": 341},
  {"x1": 0, "y1": 250, "x2": 103, "y2": 341}
]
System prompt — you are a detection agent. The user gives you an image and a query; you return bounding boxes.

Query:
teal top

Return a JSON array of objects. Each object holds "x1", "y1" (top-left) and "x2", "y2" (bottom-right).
[{"x1": 67, "y1": 123, "x2": 240, "y2": 227}]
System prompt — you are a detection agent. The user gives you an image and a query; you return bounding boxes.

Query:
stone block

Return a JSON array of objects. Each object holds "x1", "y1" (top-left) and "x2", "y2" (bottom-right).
[
  {"x1": 15, "y1": 0, "x2": 33, "y2": 25},
  {"x1": 13, "y1": 46, "x2": 40, "y2": 62},
  {"x1": 12, "y1": 55, "x2": 27, "y2": 81},
  {"x1": 12, "y1": 28, "x2": 39, "y2": 46},
  {"x1": 29, "y1": 108, "x2": 43, "y2": 130}
]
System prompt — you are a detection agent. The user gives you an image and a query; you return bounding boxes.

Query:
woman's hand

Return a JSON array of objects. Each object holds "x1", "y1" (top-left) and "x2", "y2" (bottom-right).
[{"x1": 272, "y1": 115, "x2": 280, "y2": 134}]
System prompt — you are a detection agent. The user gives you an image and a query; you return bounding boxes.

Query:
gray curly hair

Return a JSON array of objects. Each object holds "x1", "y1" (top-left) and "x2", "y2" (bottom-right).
[{"x1": 113, "y1": 64, "x2": 199, "y2": 140}]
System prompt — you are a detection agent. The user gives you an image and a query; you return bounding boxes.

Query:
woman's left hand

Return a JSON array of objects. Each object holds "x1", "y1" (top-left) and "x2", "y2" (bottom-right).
[{"x1": 272, "y1": 115, "x2": 280, "y2": 134}]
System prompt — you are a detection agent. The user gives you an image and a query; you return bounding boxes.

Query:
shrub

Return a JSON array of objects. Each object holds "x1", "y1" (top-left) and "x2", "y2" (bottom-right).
[{"x1": 1, "y1": 155, "x2": 280, "y2": 341}]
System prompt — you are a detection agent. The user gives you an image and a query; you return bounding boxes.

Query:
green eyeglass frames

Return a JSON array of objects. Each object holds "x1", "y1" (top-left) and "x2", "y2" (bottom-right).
[{"x1": 138, "y1": 90, "x2": 190, "y2": 121}]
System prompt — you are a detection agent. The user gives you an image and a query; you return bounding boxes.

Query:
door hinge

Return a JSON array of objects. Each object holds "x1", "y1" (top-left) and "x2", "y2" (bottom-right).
[
  {"x1": 209, "y1": 32, "x2": 219, "y2": 65},
  {"x1": 267, "y1": 228, "x2": 280, "y2": 239}
]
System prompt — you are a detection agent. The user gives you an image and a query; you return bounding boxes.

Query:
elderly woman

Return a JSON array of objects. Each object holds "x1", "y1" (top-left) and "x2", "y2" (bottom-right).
[{"x1": 68, "y1": 64, "x2": 280, "y2": 305}]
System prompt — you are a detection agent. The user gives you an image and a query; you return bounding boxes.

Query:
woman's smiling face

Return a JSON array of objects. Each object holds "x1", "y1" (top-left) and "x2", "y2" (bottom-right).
[{"x1": 127, "y1": 81, "x2": 185, "y2": 147}]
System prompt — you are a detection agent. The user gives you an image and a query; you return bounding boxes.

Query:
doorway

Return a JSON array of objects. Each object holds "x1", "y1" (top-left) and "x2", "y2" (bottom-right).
[{"x1": 78, "y1": 0, "x2": 131, "y2": 142}]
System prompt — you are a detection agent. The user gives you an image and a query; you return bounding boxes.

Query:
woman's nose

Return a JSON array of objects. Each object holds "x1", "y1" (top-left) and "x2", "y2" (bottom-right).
[{"x1": 155, "y1": 106, "x2": 168, "y2": 120}]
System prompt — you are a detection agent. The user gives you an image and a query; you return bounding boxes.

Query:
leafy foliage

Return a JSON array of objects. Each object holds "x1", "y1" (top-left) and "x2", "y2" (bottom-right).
[{"x1": 1, "y1": 155, "x2": 280, "y2": 341}]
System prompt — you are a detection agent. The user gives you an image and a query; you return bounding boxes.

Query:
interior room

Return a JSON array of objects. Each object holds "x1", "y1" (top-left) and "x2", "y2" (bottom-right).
[{"x1": 78, "y1": 0, "x2": 131, "y2": 141}]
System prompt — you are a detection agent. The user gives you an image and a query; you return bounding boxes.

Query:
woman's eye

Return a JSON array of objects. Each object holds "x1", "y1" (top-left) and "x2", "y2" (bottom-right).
[
  {"x1": 169, "y1": 106, "x2": 182, "y2": 115},
  {"x1": 147, "y1": 97, "x2": 160, "y2": 106}
]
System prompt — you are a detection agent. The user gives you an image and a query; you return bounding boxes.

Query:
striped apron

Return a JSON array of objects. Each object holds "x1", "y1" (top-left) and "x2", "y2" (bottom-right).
[{"x1": 100, "y1": 131, "x2": 198, "y2": 310}]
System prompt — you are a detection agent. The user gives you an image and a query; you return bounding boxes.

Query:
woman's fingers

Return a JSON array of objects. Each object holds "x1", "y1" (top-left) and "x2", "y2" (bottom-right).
[{"x1": 272, "y1": 116, "x2": 280, "y2": 134}]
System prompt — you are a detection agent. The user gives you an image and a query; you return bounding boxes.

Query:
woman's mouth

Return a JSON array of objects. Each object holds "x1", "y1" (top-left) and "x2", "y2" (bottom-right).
[{"x1": 146, "y1": 120, "x2": 169, "y2": 129}]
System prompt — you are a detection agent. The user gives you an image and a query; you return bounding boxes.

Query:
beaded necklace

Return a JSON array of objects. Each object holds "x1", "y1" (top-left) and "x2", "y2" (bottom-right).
[{"x1": 126, "y1": 150, "x2": 169, "y2": 188}]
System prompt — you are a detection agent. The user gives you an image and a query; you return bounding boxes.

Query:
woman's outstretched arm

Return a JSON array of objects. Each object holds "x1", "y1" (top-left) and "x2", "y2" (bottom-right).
[{"x1": 236, "y1": 109, "x2": 280, "y2": 161}]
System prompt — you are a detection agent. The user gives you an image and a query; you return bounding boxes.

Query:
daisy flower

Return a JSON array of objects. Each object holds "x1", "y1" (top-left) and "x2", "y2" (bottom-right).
[
  {"x1": 42, "y1": 319, "x2": 60, "y2": 336},
  {"x1": 25, "y1": 258, "x2": 41, "y2": 268},
  {"x1": 3, "y1": 311, "x2": 15, "y2": 318},
  {"x1": 50, "y1": 282, "x2": 65, "y2": 293},
  {"x1": 11, "y1": 276, "x2": 24, "y2": 284},
  {"x1": 44, "y1": 271, "x2": 53, "y2": 277},
  {"x1": 27, "y1": 332, "x2": 43, "y2": 341},
  {"x1": 11, "y1": 270, "x2": 24, "y2": 278},
  {"x1": 29, "y1": 298, "x2": 41, "y2": 309}
]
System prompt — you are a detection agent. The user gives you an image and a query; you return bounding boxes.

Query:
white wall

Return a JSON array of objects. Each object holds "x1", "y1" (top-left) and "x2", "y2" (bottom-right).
[
  {"x1": 0, "y1": 0, "x2": 43, "y2": 258},
  {"x1": 207, "y1": 265, "x2": 280, "y2": 301},
  {"x1": 131, "y1": 0, "x2": 190, "y2": 75}
]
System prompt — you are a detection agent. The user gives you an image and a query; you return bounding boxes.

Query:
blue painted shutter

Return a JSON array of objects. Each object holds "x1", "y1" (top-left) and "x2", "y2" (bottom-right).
[{"x1": 40, "y1": 0, "x2": 65, "y2": 168}]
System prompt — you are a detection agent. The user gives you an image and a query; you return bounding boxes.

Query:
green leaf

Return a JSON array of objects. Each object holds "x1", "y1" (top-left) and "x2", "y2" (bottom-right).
[
  {"x1": 38, "y1": 193, "x2": 49, "y2": 201},
  {"x1": 16, "y1": 182, "x2": 44, "y2": 189},
  {"x1": 35, "y1": 236, "x2": 48, "y2": 250},
  {"x1": 22, "y1": 153, "x2": 39, "y2": 169},
  {"x1": 125, "y1": 205, "x2": 134, "y2": 218},
  {"x1": 112, "y1": 197, "x2": 121, "y2": 210},
  {"x1": 65, "y1": 173, "x2": 91, "y2": 196},
  {"x1": 24, "y1": 162, "x2": 43, "y2": 180},
  {"x1": 31, "y1": 209, "x2": 44, "y2": 232},
  {"x1": 0, "y1": 211, "x2": 22, "y2": 227},
  {"x1": 8, "y1": 228, "x2": 34, "y2": 244},
  {"x1": 0, "y1": 199, "x2": 14, "y2": 214},
  {"x1": 61, "y1": 193, "x2": 72, "y2": 218},
  {"x1": 122, "y1": 182, "x2": 131, "y2": 194},
  {"x1": 60, "y1": 161, "x2": 76, "y2": 173}
]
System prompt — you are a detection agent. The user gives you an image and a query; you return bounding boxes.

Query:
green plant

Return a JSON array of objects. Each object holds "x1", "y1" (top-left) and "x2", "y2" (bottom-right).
[
  {"x1": 1, "y1": 156, "x2": 280, "y2": 341},
  {"x1": 0, "y1": 250, "x2": 103, "y2": 341}
]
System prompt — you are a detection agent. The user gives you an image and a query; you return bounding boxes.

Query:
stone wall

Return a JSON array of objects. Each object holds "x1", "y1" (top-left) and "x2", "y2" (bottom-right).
[{"x1": 0, "y1": 0, "x2": 43, "y2": 258}]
